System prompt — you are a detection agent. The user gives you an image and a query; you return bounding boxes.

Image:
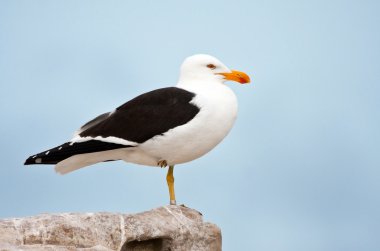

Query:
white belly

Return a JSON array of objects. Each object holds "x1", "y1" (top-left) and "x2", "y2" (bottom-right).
[{"x1": 122, "y1": 83, "x2": 238, "y2": 166}]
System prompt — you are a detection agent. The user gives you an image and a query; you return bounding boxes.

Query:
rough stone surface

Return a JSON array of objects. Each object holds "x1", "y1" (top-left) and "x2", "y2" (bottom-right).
[{"x1": 0, "y1": 205, "x2": 221, "y2": 251}]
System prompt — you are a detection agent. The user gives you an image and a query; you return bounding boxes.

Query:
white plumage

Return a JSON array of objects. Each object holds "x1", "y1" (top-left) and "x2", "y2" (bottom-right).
[{"x1": 56, "y1": 54, "x2": 245, "y2": 173}]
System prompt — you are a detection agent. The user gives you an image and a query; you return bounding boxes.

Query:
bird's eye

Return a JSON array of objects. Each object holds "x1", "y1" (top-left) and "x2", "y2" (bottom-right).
[{"x1": 206, "y1": 64, "x2": 216, "y2": 70}]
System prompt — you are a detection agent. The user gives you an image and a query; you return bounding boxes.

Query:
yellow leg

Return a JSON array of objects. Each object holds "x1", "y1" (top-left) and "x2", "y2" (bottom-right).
[{"x1": 166, "y1": 165, "x2": 176, "y2": 205}]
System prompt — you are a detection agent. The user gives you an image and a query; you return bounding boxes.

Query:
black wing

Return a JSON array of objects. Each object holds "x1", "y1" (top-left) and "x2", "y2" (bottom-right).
[
  {"x1": 24, "y1": 140, "x2": 129, "y2": 165},
  {"x1": 79, "y1": 87, "x2": 200, "y2": 143}
]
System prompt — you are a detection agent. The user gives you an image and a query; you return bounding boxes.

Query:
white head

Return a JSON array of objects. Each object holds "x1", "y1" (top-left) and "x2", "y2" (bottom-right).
[{"x1": 178, "y1": 54, "x2": 250, "y2": 85}]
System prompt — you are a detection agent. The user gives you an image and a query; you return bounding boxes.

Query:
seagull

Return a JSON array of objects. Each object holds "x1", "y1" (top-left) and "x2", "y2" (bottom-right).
[{"x1": 24, "y1": 54, "x2": 250, "y2": 205}]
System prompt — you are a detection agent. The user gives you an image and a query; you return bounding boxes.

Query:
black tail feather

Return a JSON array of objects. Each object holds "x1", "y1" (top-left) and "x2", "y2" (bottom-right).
[{"x1": 24, "y1": 140, "x2": 131, "y2": 165}]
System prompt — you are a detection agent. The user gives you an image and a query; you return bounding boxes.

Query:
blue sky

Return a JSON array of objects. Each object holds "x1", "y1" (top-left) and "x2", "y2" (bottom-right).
[{"x1": 1, "y1": 1, "x2": 379, "y2": 250}]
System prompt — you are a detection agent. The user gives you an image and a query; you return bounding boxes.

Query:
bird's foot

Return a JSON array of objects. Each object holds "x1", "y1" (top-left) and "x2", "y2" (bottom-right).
[{"x1": 157, "y1": 160, "x2": 168, "y2": 168}]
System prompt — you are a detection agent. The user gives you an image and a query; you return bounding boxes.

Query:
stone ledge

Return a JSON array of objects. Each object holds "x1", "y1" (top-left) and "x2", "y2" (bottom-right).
[{"x1": 0, "y1": 206, "x2": 221, "y2": 251}]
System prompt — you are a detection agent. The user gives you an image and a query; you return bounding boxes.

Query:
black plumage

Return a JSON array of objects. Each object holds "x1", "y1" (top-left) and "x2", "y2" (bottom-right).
[
  {"x1": 24, "y1": 140, "x2": 129, "y2": 165},
  {"x1": 79, "y1": 87, "x2": 200, "y2": 143}
]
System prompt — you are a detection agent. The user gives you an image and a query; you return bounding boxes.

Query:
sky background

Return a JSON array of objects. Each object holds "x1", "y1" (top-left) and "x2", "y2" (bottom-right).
[{"x1": 1, "y1": 0, "x2": 379, "y2": 250}]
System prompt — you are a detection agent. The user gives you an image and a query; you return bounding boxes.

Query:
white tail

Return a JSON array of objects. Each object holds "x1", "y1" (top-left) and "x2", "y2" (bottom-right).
[{"x1": 54, "y1": 149, "x2": 126, "y2": 175}]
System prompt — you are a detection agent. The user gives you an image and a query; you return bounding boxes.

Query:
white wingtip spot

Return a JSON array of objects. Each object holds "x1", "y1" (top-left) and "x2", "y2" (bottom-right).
[
  {"x1": 45, "y1": 151, "x2": 50, "y2": 155},
  {"x1": 32, "y1": 155, "x2": 37, "y2": 159},
  {"x1": 35, "y1": 158, "x2": 42, "y2": 164},
  {"x1": 58, "y1": 147, "x2": 63, "y2": 150}
]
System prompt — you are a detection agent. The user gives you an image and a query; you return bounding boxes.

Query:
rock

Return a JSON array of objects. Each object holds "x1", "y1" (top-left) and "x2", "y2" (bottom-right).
[{"x1": 0, "y1": 205, "x2": 221, "y2": 251}]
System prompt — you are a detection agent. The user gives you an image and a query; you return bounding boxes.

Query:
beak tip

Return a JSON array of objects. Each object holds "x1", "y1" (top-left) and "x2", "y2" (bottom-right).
[{"x1": 237, "y1": 72, "x2": 251, "y2": 84}]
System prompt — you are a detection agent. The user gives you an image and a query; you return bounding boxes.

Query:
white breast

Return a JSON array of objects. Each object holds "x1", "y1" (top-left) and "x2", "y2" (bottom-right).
[{"x1": 128, "y1": 81, "x2": 238, "y2": 166}]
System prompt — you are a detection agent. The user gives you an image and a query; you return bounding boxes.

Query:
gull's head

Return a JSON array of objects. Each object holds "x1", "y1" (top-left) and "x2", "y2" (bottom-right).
[{"x1": 178, "y1": 54, "x2": 250, "y2": 85}]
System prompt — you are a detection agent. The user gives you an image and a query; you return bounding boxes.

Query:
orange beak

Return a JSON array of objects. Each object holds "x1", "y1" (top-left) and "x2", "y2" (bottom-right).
[{"x1": 217, "y1": 70, "x2": 251, "y2": 84}]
